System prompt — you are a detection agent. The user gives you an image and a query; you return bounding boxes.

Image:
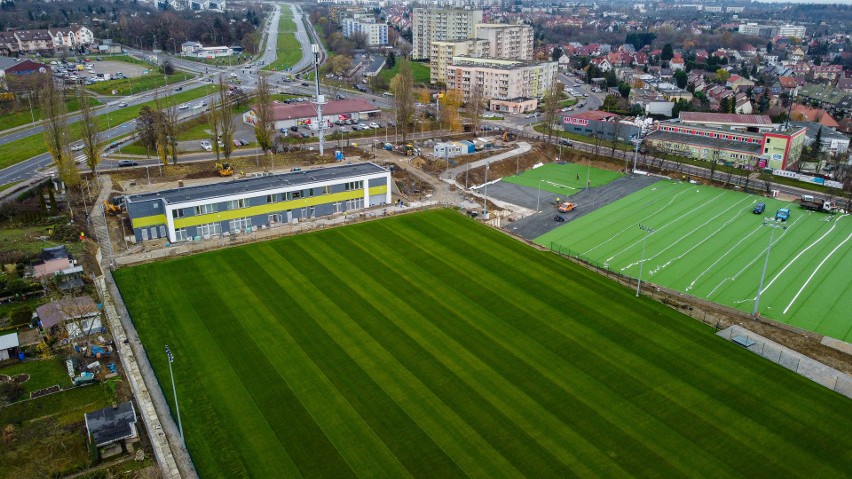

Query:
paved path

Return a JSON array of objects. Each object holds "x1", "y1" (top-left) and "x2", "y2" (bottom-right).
[{"x1": 90, "y1": 176, "x2": 197, "y2": 479}]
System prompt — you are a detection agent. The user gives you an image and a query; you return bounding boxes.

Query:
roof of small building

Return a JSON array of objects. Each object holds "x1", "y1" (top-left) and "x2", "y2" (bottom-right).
[
  {"x1": 36, "y1": 296, "x2": 98, "y2": 329},
  {"x1": 679, "y1": 112, "x2": 773, "y2": 125},
  {"x1": 125, "y1": 162, "x2": 388, "y2": 206},
  {"x1": 791, "y1": 104, "x2": 840, "y2": 128},
  {"x1": 40, "y1": 245, "x2": 69, "y2": 261},
  {"x1": 0, "y1": 332, "x2": 19, "y2": 350},
  {"x1": 259, "y1": 99, "x2": 379, "y2": 122},
  {"x1": 85, "y1": 402, "x2": 137, "y2": 447},
  {"x1": 646, "y1": 130, "x2": 763, "y2": 155},
  {"x1": 563, "y1": 110, "x2": 621, "y2": 122}
]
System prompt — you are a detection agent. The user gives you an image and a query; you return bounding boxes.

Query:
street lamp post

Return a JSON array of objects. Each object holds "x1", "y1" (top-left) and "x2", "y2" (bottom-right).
[
  {"x1": 164, "y1": 345, "x2": 184, "y2": 440},
  {"x1": 311, "y1": 43, "x2": 325, "y2": 156},
  {"x1": 753, "y1": 218, "x2": 786, "y2": 317},
  {"x1": 536, "y1": 178, "x2": 544, "y2": 212},
  {"x1": 636, "y1": 224, "x2": 655, "y2": 297}
]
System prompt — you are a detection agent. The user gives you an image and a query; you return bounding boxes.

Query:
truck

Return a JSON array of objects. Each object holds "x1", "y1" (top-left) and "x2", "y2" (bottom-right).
[{"x1": 799, "y1": 195, "x2": 837, "y2": 214}]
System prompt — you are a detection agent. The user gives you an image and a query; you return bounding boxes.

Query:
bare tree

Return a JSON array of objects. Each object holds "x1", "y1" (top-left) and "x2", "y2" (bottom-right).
[
  {"x1": 217, "y1": 75, "x2": 235, "y2": 161},
  {"x1": 208, "y1": 90, "x2": 222, "y2": 163},
  {"x1": 541, "y1": 81, "x2": 562, "y2": 144},
  {"x1": 152, "y1": 94, "x2": 170, "y2": 166},
  {"x1": 390, "y1": 60, "x2": 415, "y2": 142},
  {"x1": 610, "y1": 117, "x2": 622, "y2": 160},
  {"x1": 76, "y1": 87, "x2": 101, "y2": 175},
  {"x1": 253, "y1": 75, "x2": 274, "y2": 158},
  {"x1": 41, "y1": 78, "x2": 78, "y2": 187},
  {"x1": 467, "y1": 82, "x2": 485, "y2": 134}
]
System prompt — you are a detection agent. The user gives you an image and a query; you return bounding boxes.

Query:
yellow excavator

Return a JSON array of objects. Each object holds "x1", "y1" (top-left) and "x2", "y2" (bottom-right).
[
  {"x1": 103, "y1": 200, "x2": 122, "y2": 215},
  {"x1": 502, "y1": 131, "x2": 517, "y2": 142},
  {"x1": 214, "y1": 162, "x2": 234, "y2": 177}
]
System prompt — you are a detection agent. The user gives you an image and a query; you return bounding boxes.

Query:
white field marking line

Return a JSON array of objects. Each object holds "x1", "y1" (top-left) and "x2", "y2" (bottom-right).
[
  {"x1": 603, "y1": 187, "x2": 724, "y2": 262},
  {"x1": 542, "y1": 180, "x2": 578, "y2": 191},
  {"x1": 758, "y1": 213, "x2": 846, "y2": 296},
  {"x1": 782, "y1": 215, "x2": 851, "y2": 314},
  {"x1": 619, "y1": 193, "x2": 753, "y2": 271},
  {"x1": 709, "y1": 207, "x2": 801, "y2": 300},
  {"x1": 649, "y1": 208, "x2": 748, "y2": 278},
  {"x1": 581, "y1": 182, "x2": 691, "y2": 256},
  {"x1": 685, "y1": 222, "x2": 764, "y2": 292}
]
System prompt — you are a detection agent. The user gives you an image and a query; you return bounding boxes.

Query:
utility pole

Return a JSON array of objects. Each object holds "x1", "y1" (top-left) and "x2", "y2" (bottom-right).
[
  {"x1": 311, "y1": 44, "x2": 326, "y2": 156},
  {"x1": 636, "y1": 224, "x2": 655, "y2": 297},
  {"x1": 164, "y1": 345, "x2": 184, "y2": 441},
  {"x1": 753, "y1": 218, "x2": 786, "y2": 317}
]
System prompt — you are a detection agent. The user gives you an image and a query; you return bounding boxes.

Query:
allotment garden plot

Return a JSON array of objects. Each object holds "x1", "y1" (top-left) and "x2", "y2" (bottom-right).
[
  {"x1": 536, "y1": 181, "x2": 852, "y2": 341},
  {"x1": 501, "y1": 163, "x2": 623, "y2": 195},
  {"x1": 115, "y1": 210, "x2": 852, "y2": 478}
]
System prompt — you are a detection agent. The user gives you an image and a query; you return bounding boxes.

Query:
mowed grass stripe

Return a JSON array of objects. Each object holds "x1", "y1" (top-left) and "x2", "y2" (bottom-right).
[
  {"x1": 364, "y1": 220, "x2": 728, "y2": 476},
  {"x1": 213, "y1": 255, "x2": 412, "y2": 478},
  {"x1": 174, "y1": 257, "x2": 357, "y2": 479},
  {"x1": 246, "y1": 248, "x2": 520, "y2": 477},
  {"x1": 299, "y1": 236, "x2": 606, "y2": 477},
  {"x1": 388, "y1": 216, "x2": 746, "y2": 475},
  {"x1": 119, "y1": 268, "x2": 293, "y2": 478},
  {"x1": 279, "y1": 238, "x2": 579, "y2": 478},
  {"x1": 227, "y1": 247, "x2": 459, "y2": 478},
  {"x1": 415, "y1": 212, "x2": 850, "y2": 474}
]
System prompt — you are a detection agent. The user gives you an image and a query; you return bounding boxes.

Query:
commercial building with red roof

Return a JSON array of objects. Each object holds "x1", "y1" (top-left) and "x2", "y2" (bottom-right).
[{"x1": 242, "y1": 98, "x2": 381, "y2": 130}]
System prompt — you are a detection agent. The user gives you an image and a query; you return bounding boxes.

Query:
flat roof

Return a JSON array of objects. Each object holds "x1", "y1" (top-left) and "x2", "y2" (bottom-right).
[
  {"x1": 563, "y1": 110, "x2": 621, "y2": 122},
  {"x1": 125, "y1": 162, "x2": 388, "y2": 206},
  {"x1": 259, "y1": 98, "x2": 380, "y2": 122},
  {"x1": 646, "y1": 131, "x2": 763, "y2": 155},
  {"x1": 679, "y1": 112, "x2": 773, "y2": 126}
]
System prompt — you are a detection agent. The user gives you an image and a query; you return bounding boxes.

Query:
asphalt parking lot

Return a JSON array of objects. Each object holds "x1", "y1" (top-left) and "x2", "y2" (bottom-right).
[{"x1": 498, "y1": 174, "x2": 662, "y2": 240}]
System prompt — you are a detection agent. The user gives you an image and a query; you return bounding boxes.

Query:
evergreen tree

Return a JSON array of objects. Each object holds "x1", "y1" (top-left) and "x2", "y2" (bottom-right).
[
  {"x1": 661, "y1": 43, "x2": 674, "y2": 61},
  {"x1": 386, "y1": 51, "x2": 396, "y2": 68}
]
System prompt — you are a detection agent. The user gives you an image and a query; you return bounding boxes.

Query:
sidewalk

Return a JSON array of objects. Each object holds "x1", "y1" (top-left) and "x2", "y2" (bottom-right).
[{"x1": 90, "y1": 176, "x2": 196, "y2": 479}]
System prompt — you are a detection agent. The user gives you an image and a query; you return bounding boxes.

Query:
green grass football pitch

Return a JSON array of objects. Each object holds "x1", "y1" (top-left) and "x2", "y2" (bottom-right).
[
  {"x1": 536, "y1": 181, "x2": 852, "y2": 342},
  {"x1": 115, "y1": 210, "x2": 852, "y2": 478},
  {"x1": 501, "y1": 163, "x2": 624, "y2": 196}
]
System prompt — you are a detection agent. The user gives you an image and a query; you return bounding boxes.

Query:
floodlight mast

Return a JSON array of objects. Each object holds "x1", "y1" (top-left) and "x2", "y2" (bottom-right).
[
  {"x1": 164, "y1": 345, "x2": 184, "y2": 440},
  {"x1": 312, "y1": 43, "x2": 325, "y2": 156}
]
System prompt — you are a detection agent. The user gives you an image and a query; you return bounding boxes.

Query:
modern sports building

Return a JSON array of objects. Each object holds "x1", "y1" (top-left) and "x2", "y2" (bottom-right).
[{"x1": 124, "y1": 162, "x2": 391, "y2": 243}]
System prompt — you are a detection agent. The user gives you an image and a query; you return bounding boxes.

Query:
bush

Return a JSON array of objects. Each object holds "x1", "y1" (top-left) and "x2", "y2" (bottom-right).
[
  {"x1": 0, "y1": 382, "x2": 24, "y2": 404},
  {"x1": 9, "y1": 306, "x2": 32, "y2": 327}
]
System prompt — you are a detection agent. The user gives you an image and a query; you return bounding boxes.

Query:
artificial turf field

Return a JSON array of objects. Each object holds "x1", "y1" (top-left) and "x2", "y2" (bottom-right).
[
  {"x1": 501, "y1": 163, "x2": 624, "y2": 196},
  {"x1": 536, "y1": 181, "x2": 852, "y2": 342},
  {"x1": 115, "y1": 210, "x2": 852, "y2": 478}
]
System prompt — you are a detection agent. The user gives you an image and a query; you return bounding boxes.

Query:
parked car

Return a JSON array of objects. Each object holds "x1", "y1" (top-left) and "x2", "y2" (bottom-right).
[
  {"x1": 558, "y1": 139, "x2": 573, "y2": 147},
  {"x1": 368, "y1": 122, "x2": 380, "y2": 129},
  {"x1": 118, "y1": 160, "x2": 138, "y2": 167},
  {"x1": 753, "y1": 202, "x2": 766, "y2": 214}
]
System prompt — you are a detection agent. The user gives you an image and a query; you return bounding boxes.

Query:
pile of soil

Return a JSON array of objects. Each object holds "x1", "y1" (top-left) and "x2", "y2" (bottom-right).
[
  {"x1": 12, "y1": 374, "x2": 29, "y2": 384},
  {"x1": 0, "y1": 375, "x2": 10, "y2": 382},
  {"x1": 30, "y1": 384, "x2": 60, "y2": 399}
]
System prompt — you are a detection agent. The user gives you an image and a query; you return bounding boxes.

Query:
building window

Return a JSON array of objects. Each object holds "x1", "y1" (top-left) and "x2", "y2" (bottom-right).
[
  {"x1": 344, "y1": 180, "x2": 363, "y2": 191},
  {"x1": 197, "y1": 222, "x2": 222, "y2": 237},
  {"x1": 229, "y1": 217, "x2": 252, "y2": 232},
  {"x1": 227, "y1": 199, "x2": 247, "y2": 210},
  {"x1": 266, "y1": 194, "x2": 276, "y2": 203},
  {"x1": 172, "y1": 209, "x2": 184, "y2": 219},
  {"x1": 292, "y1": 190, "x2": 302, "y2": 199},
  {"x1": 195, "y1": 203, "x2": 217, "y2": 215},
  {"x1": 174, "y1": 228, "x2": 188, "y2": 242}
]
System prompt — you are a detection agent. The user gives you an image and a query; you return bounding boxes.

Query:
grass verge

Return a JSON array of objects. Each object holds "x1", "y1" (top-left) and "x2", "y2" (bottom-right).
[{"x1": 263, "y1": 7, "x2": 301, "y2": 72}]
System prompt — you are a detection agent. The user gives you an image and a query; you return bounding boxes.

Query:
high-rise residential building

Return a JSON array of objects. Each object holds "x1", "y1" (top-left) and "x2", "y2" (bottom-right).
[
  {"x1": 412, "y1": 8, "x2": 483, "y2": 60},
  {"x1": 777, "y1": 24, "x2": 806, "y2": 40},
  {"x1": 445, "y1": 57, "x2": 557, "y2": 111},
  {"x1": 342, "y1": 17, "x2": 389, "y2": 46},
  {"x1": 430, "y1": 39, "x2": 489, "y2": 83},
  {"x1": 474, "y1": 23, "x2": 534, "y2": 61}
]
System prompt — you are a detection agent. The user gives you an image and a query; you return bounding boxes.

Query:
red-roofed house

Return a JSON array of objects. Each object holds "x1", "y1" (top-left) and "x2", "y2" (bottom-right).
[
  {"x1": 242, "y1": 99, "x2": 380, "y2": 131},
  {"x1": 791, "y1": 104, "x2": 840, "y2": 128},
  {"x1": 670, "y1": 55, "x2": 685, "y2": 71},
  {"x1": 633, "y1": 52, "x2": 648, "y2": 66}
]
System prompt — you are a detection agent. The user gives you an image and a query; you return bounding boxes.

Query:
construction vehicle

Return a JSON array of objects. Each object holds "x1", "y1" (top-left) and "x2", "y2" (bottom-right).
[
  {"x1": 103, "y1": 200, "x2": 123, "y2": 215},
  {"x1": 215, "y1": 162, "x2": 234, "y2": 177},
  {"x1": 502, "y1": 131, "x2": 517, "y2": 142},
  {"x1": 558, "y1": 201, "x2": 576, "y2": 213},
  {"x1": 799, "y1": 195, "x2": 837, "y2": 213}
]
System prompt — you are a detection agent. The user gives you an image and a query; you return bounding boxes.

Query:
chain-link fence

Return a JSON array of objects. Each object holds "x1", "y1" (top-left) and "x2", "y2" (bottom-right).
[{"x1": 718, "y1": 326, "x2": 852, "y2": 400}]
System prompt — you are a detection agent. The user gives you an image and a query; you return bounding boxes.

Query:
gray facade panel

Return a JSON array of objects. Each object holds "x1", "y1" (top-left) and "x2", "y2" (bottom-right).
[
  {"x1": 563, "y1": 119, "x2": 640, "y2": 142},
  {"x1": 369, "y1": 194, "x2": 387, "y2": 206},
  {"x1": 127, "y1": 198, "x2": 165, "y2": 219},
  {"x1": 368, "y1": 177, "x2": 386, "y2": 188}
]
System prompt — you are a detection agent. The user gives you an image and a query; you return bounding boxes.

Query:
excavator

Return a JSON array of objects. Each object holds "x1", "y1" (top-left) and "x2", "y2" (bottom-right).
[
  {"x1": 103, "y1": 200, "x2": 123, "y2": 215},
  {"x1": 214, "y1": 162, "x2": 234, "y2": 177},
  {"x1": 502, "y1": 131, "x2": 517, "y2": 142}
]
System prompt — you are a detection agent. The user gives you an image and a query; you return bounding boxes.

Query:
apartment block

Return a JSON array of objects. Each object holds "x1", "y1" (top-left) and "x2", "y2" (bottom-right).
[
  {"x1": 445, "y1": 57, "x2": 557, "y2": 109},
  {"x1": 474, "y1": 23, "x2": 534, "y2": 61},
  {"x1": 430, "y1": 39, "x2": 489, "y2": 84},
  {"x1": 412, "y1": 8, "x2": 483, "y2": 60},
  {"x1": 342, "y1": 17, "x2": 389, "y2": 46}
]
